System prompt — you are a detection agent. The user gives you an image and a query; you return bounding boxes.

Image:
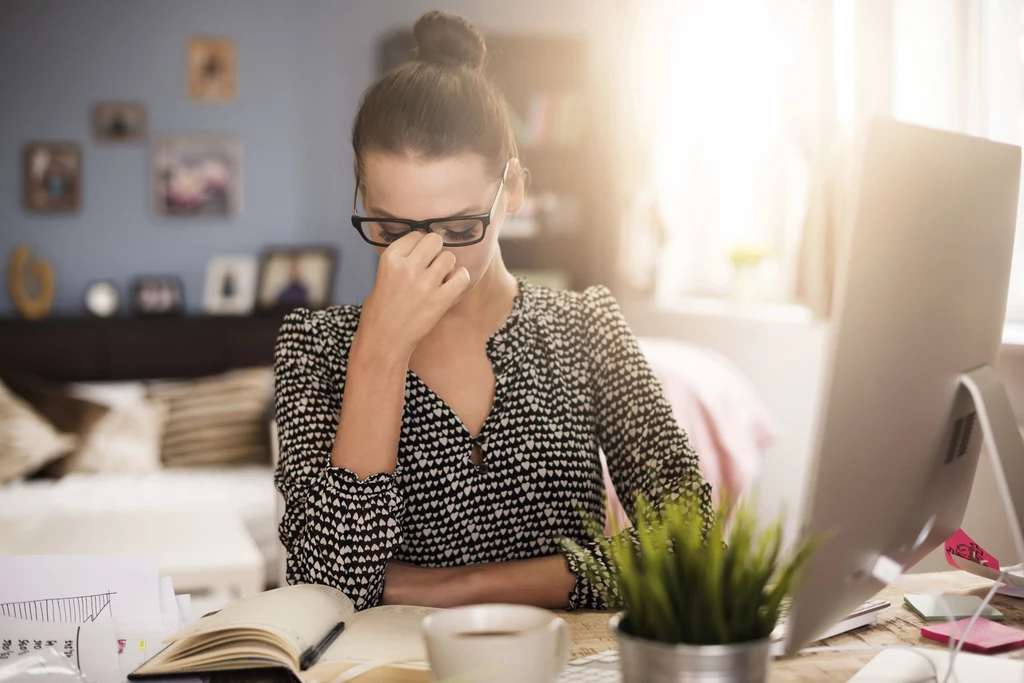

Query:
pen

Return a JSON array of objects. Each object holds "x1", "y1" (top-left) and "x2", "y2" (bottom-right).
[{"x1": 299, "y1": 620, "x2": 346, "y2": 671}]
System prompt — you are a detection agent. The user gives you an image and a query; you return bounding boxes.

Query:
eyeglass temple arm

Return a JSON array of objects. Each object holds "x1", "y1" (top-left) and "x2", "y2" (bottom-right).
[{"x1": 489, "y1": 160, "x2": 511, "y2": 217}]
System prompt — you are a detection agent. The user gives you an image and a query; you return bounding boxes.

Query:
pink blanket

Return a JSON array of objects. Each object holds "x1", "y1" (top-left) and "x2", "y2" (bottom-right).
[{"x1": 602, "y1": 338, "x2": 776, "y2": 532}]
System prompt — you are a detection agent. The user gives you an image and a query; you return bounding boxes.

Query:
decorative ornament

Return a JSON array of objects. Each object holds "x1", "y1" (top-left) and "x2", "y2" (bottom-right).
[{"x1": 8, "y1": 243, "x2": 56, "y2": 320}]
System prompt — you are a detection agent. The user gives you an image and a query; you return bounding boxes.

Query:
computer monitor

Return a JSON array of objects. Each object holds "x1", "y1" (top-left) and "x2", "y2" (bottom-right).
[{"x1": 783, "y1": 117, "x2": 1024, "y2": 655}]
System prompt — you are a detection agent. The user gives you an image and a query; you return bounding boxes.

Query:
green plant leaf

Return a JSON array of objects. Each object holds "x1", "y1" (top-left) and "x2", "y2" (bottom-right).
[{"x1": 563, "y1": 486, "x2": 824, "y2": 645}]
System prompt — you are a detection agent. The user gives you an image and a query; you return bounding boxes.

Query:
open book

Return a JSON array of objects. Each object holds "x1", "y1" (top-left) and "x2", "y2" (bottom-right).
[{"x1": 128, "y1": 584, "x2": 439, "y2": 683}]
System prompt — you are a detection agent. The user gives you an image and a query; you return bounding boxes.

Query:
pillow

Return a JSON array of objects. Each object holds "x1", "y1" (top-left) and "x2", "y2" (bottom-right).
[
  {"x1": 49, "y1": 382, "x2": 168, "y2": 475},
  {"x1": 0, "y1": 379, "x2": 76, "y2": 484},
  {"x1": 67, "y1": 381, "x2": 148, "y2": 409},
  {"x1": 148, "y1": 367, "x2": 273, "y2": 468},
  {"x1": 1, "y1": 372, "x2": 109, "y2": 436}
]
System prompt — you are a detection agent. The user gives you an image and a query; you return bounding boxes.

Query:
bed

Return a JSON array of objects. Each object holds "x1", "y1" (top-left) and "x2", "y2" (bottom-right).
[{"x1": 0, "y1": 315, "x2": 285, "y2": 585}]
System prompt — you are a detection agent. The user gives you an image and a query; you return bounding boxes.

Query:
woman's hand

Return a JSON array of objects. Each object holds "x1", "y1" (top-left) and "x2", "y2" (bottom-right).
[
  {"x1": 356, "y1": 232, "x2": 470, "y2": 364},
  {"x1": 332, "y1": 232, "x2": 467, "y2": 478}
]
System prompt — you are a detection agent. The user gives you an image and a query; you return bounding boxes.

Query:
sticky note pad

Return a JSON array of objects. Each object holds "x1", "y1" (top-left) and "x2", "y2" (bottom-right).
[
  {"x1": 921, "y1": 618, "x2": 1024, "y2": 653},
  {"x1": 904, "y1": 594, "x2": 1004, "y2": 622}
]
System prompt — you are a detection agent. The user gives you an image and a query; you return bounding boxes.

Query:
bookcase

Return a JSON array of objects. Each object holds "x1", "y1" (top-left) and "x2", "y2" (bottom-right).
[{"x1": 377, "y1": 31, "x2": 615, "y2": 291}]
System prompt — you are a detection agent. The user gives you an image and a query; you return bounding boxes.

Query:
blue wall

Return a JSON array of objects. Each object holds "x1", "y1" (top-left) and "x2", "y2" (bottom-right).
[{"x1": 0, "y1": 0, "x2": 607, "y2": 315}]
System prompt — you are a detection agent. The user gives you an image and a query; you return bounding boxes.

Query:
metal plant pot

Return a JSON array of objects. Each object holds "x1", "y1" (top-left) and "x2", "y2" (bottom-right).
[{"x1": 611, "y1": 613, "x2": 772, "y2": 683}]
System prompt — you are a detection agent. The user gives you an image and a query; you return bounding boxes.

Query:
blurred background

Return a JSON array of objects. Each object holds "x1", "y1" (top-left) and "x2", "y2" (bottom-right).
[{"x1": 3, "y1": 0, "x2": 1024, "y2": 611}]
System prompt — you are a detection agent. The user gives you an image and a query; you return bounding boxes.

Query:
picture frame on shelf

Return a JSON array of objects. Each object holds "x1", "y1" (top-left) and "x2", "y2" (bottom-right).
[
  {"x1": 92, "y1": 101, "x2": 146, "y2": 142},
  {"x1": 203, "y1": 255, "x2": 258, "y2": 316},
  {"x1": 153, "y1": 134, "x2": 242, "y2": 218},
  {"x1": 23, "y1": 142, "x2": 81, "y2": 212},
  {"x1": 188, "y1": 36, "x2": 237, "y2": 103},
  {"x1": 256, "y1": 246, "x2": 337, "y2": 313},
  {"x1": 132, "y1": 276, "x2": 185, "y2": 316}
]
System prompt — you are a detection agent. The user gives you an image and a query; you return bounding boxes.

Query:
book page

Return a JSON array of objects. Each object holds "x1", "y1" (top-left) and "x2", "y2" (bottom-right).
[
  {"x1": 317, "y1": 605, "x2": 440, "y2": 667},
  {"x1": 171, "y1": 584, "x2": 353, "y2": 660}
]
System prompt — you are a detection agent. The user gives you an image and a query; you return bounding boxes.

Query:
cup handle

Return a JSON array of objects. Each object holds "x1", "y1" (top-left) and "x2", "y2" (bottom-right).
[{"x1": 547, "y1": 618, "x2": 572, "y2": 681}]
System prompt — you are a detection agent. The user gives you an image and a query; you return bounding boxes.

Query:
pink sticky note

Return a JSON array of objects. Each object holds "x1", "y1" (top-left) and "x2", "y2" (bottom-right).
[
  {"x1": 945, "y1": 528, "x2": 1000, "y2": 570},
  {"x1": 922, "y1": 618, "x2": 1024, "y2": 654}
]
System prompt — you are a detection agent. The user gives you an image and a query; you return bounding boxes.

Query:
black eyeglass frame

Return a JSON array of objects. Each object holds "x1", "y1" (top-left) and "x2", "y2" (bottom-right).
[{"x1": 351, "y1": 160, "x2": 511, "y2": 248}]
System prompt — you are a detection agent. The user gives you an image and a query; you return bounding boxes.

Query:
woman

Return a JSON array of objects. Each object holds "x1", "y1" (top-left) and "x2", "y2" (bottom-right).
[{"x1": 274, "y1": 10, "x2": 712, "y2": 612}]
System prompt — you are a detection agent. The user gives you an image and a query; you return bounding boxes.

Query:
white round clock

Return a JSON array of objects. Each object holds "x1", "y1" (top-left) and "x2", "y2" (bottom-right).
[{"x1": 84, "y1": 280, "x2": 120, "y2": 318}]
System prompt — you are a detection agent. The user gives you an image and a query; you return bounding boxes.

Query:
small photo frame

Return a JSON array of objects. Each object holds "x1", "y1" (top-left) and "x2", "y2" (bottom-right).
[
  {"x1": 188, "y1": 36, "x2": 237, "y2": 103},
  {"x1": 133, "y1": 276, "x2": 185, "y2": 316},
  {"x1": 203, "y1": 255, "x2": 258, "y2": 315},
  {"x1": 92, "y1": 101, "x2": 146, "y2": 142},
  {"x1": 24, "y1": 142, "x2": 81, "y2": 212},
  {"x1": 153, "y1": 134, "x2": 242, "y2": 217},
  {"x1": 257, "y1": 246, "x2": 338, "y2": 313}
]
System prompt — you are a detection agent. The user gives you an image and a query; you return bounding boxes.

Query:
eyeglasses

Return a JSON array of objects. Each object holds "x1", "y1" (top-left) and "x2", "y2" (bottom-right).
[{"x1": 351, "y1": 161, "x2": 510, "y2": 248}]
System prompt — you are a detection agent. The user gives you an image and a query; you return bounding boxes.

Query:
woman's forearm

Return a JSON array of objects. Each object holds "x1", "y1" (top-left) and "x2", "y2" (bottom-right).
[
  {"x1": 383, "y1": 555, "x2": 577, "y2": 609},
  {"x1": 330, "y1": 329, "x2": 410, "y2": 478},
  {"x1": 463, "y1": 555, "x2": 577, "y2": 608}
]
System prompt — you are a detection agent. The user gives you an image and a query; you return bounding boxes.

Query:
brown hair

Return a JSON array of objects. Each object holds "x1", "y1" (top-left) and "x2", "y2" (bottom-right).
[{"x1": 351, "y1": 10, "x2": 518, "y2": 183}]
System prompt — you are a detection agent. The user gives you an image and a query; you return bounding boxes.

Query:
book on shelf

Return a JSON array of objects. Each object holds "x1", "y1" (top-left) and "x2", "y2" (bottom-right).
[
  {"x1": 508, "y1": 91, "x2": 585, "y2": 148},
  {"x1": 128, "y1": 584, "x2": 437, "y2": 683}
]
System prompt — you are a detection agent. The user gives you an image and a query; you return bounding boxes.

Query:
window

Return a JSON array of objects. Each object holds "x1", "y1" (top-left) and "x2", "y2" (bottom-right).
[
  {"x1": 622, "y1": 0, "x2": 833, "y2": 305},
  {"x1": 889, "y1": 0, "x2": 1024, "y2": 321}
]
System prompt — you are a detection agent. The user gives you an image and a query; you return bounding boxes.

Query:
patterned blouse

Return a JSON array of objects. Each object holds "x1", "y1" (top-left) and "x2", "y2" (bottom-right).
[{"x1": 273, "y1": 279, "x2": 712, "y2": 611}]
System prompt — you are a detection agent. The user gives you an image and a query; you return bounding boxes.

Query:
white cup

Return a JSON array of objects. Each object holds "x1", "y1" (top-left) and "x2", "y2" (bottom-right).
[{"x1": 422, "y1": 604, "x2": 571, "y2": 683}]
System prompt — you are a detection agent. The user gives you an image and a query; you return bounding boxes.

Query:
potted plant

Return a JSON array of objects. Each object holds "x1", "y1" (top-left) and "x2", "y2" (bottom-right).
[{"x1": 564, "y1": 493, "x2": 820, "y2": 683}]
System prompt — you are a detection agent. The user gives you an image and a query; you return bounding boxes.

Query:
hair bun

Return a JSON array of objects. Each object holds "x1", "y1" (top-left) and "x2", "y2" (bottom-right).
[{"x1": 413, "y1": 10, "x2": 486, "y2": 70}]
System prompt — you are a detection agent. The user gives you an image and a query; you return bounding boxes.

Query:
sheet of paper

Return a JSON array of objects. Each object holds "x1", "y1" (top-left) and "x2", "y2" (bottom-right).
[
  {"x1": 115, "y1": 624, "x2": 176, "y2": 681},
  {"x1": 0, "y1": 555, "x2": 162, "y2": 628},
  {"x1": 158, "y1": 578, "x2": 177, "y2": 622},
  {"x1": 997, "y1": 582, "x2": 1024, "y2": 598},
  {"x1": 174, "y1": 595, "x2": 191, "y2": 627},
  {"x1": 0, "y1": 614, "x2": 119, "y2": 683}
]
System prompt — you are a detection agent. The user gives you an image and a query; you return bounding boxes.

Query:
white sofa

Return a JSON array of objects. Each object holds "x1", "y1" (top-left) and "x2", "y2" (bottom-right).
[{"x1": 0, "y1": 464, "x2": 284, "y2": 586}]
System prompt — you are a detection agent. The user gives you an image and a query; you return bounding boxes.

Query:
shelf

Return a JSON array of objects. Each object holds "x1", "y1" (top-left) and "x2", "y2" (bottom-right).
[{"x1": 0, "y1": 314, "x2": 285, "y2": 382}]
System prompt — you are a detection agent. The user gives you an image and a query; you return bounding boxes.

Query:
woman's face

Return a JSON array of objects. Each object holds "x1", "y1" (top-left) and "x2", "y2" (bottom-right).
[{"x1": 359, "y1": 151, "x2": 524, "y2": 290}]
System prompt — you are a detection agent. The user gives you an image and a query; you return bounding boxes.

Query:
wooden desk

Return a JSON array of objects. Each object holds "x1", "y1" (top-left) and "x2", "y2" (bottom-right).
[{"x1": 347, "y1": 571, "x2": 1024, "y2": 682}]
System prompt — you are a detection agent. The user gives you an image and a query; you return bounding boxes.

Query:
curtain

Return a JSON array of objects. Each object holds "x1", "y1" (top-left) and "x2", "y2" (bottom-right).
[{"x1": 615, "y1": 0, "x2": 835, "y2": 305}]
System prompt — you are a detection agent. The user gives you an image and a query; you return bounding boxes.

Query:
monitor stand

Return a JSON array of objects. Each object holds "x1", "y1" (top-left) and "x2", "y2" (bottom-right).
[
  {"x1": 958, "y1": 365, "x2": 1024, "y2": 574},
  {"x1": 847, "y1": 365, "x2": 1024, "y2": 682}
]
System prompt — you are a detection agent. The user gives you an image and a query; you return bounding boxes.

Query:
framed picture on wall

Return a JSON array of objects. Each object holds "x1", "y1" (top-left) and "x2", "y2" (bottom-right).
[
  {"x1": 203, "y1": 255, "x2": 258, "y2": 315},
  {"x1": 153, "y1": 134, "x2": 242, "y2": 218},
  {"x1": 132, "y1": 275, "x2": 185, "y2": 316},
  {"x1": 188, "y1": 36, "x2": 237, "y2": 103},
  {"x1": 256, "y1": 246, "x2": 338, "y2": 313},
  {"x1": 23, "y1": 142, "x2": 81, "y2": 212},
  {"x1": 92, "y1": 101, "x2": 146, "y2": 142}
]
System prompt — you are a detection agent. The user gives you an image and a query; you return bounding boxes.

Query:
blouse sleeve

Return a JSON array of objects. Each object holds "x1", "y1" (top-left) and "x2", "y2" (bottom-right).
[
  {"x1": 562, "y1": 286, "x2": 714, "y2": 609},
  {"x1": 273, "y1": 308, "x2": 405, "y2": 611}
]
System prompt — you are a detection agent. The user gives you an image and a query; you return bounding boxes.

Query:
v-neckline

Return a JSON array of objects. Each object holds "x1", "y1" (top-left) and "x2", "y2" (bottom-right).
[
  {"x1": 406, "y1": 368, "x2": 484, "y2": 439},
  {"x1": 405, "y1": 278, "x2": 526, "y2": 446}
]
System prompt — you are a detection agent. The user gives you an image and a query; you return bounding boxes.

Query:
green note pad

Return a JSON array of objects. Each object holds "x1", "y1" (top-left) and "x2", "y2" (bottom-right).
[{"x1": 903, "y1": 594, "x2": 1004, "y2": 622}]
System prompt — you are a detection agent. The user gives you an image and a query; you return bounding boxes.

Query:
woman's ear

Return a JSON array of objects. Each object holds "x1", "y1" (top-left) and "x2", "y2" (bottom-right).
[{"x1": 505, "y1": 158, "x2": 526, "y2": 215}]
